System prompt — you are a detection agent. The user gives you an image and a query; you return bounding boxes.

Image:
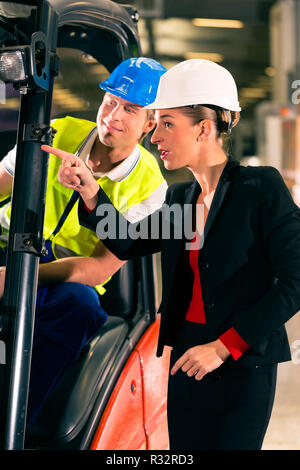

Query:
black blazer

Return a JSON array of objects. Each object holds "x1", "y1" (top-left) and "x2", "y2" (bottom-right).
[{"x1": 79, "y1": 158, "x2": 300, "y2": 366}]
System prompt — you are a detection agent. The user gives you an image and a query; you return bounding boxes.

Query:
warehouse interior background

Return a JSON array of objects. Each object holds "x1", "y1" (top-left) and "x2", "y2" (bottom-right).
[
  {"x1": 119, "y1": 1, "x2": 300, "y2": 449},
  {"x1": 1, "y1": 0, "x2": 300, "y2": 449}
]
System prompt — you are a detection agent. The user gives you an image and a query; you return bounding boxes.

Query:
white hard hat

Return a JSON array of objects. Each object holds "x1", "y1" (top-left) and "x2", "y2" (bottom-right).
[{"x1": 145, "y1": 59, "x2": 241, "y2": 112}]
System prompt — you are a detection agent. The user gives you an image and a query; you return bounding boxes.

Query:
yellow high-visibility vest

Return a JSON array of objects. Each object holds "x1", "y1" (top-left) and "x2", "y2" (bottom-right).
[{"x1": 2, "y1": 116, "x2": 166, "y2": 294}]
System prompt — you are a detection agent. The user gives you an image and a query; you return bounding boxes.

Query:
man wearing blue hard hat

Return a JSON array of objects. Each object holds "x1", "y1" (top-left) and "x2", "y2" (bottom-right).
[{"x1": 0, "y1": 57, "x2": 167, "y2": 425}]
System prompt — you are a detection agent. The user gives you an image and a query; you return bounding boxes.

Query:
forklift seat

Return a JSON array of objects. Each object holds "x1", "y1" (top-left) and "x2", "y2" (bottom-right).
[
  {"x1": 26, "y1": 260, "x2": 139, "y2": 448},
  {"x1": 28, "y1": 315, "x2": 129, "y2": 448},
  {"x1": 100, "y1": 259, "x2": 138, "y2": 318}
]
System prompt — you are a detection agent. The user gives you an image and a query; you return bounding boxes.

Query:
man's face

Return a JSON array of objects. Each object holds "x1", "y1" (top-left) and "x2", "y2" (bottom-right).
[{"x1": 97, "y1": 93, "x2": 155, "y2": 151}]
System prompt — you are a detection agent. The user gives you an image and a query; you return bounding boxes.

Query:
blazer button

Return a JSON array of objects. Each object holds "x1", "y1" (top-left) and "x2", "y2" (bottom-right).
[
  {"x1": 204, "y1": 303, "x2": 214, "y2": 310},
  {"x1": 200, "y1": 262, "x2": 209, "y2": 270}
]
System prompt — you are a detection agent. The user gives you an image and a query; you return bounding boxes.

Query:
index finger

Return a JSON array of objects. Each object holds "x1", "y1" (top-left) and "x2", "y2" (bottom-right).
[
  {"x1": 41, "y1": 145, "x2": 76, "y2": 161},
  {"x1": 170, "y1": 352, "x2": 189, "y2": 375}
]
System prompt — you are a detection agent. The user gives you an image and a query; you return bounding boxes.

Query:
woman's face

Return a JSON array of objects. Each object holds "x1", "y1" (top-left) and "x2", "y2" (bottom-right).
[{"x1": 151, "y1": 108, "x2": 201, "y2": 170}]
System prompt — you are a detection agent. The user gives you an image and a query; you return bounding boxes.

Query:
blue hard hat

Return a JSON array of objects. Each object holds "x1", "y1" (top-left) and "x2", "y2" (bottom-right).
[{"x1": 99, "y1": 57, "x2": 167, "y2": 106}]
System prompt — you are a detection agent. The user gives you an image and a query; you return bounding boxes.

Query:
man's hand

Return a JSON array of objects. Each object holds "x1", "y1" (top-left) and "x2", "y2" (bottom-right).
[
  {"x1": 41, "y1": 145, "x2": 99, "y2": 210},
  {"x1": 170, "y1": 340, "x2": 231, "y2": 381}
]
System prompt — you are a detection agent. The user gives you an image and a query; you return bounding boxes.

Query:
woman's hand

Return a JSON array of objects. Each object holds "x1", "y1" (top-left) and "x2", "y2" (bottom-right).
[
  {"x1": 170, "y1": 340, "x2": 231, "y2": 381},
  {"x1": 41, "y1": 145, "x2": 99, "y2": 211}
]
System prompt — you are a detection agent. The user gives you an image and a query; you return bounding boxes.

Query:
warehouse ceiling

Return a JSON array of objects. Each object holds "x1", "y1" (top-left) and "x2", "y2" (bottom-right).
[
  {"x1": 116, "y1": 0, "x2": 277, "y2": 117},
  {"x1": 0, "y1": 0, "x2": 278, "y2": 160}
]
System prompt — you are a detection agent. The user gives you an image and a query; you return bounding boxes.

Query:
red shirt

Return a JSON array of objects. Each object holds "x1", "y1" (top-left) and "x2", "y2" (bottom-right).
[
  {"x1": 185, "y1": 237, "x2": 249, "y2": 360},
  {"x1": 83, "y1": 202, "x2": 250, "y2": 360},
  {"x1": 185, "y1": 242, "x2": 206, "y2": 324}
]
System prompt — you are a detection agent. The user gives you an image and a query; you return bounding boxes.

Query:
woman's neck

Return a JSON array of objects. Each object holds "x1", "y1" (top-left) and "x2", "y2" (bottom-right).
[{"x1": 188, "y1": 146, "x2": 228, "y2": 197}]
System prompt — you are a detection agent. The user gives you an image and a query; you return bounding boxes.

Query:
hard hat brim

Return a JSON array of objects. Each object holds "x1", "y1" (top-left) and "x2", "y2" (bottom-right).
[
  {"x1": 99, "y1": 82, "x2": 151, "y2": 107},
  {"x1": 145, "y1": 97, "x2": 241, "y2": 112}
]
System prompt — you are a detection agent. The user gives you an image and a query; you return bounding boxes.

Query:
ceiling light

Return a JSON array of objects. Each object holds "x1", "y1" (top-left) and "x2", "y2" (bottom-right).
[
  {"x1": 0, "y1": 97, "x2": 20, "y2": 108},
  {"x1": 82, "y1": 54, "x2": 97, "y2": 64},
  {"x1": 265, "y1": 66, "x2": 275, "y2": 77},
  {"x1": 90, "y1": 64, "x2": 109, "y2": 75},
  {"x1": 53, "y1": 96, "x2": 86, "y2": 110},
  {"x1": 184, "y1": 52, "x2": 224, "y2": 62},
  {"x1": 193, "y1": 18, "x2": 244, "y2": 29},
  {"x1": 52, "y1": 84, "x2": 86, "y2": 110},
  {"x1": 240, "y1": 88, "x2": 267, "y2": 98}
]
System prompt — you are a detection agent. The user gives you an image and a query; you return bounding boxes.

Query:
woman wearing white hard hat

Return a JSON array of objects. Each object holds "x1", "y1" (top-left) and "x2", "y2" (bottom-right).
[{"x1": 52, "y1": 59, "x2": 300, "y2": 450}]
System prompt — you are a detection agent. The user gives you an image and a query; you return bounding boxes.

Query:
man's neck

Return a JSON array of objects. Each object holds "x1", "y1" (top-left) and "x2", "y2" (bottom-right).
[{"x1": 88, "y1": 137, "x2": 136, "y2": 174}]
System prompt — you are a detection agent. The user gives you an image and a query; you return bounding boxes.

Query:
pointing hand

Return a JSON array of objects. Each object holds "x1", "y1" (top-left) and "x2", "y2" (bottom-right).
[{"x1": 41, "y1": 145, "x2": 99, "y2": 210}]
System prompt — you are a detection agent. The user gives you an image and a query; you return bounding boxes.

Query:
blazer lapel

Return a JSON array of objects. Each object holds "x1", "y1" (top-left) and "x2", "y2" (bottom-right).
[
  {"x1": 159, "y1": 159, "x2": 239, "y2": 313},
  {"x1": 159, "y1": 180, "x2": 200, "y2": 313},
  {"x1": 166, "y1": 179, "x2": 200, "y2": 264},
  {"x1": 203, "y1": 158, "x2": 240, "y2": 245},
  {"x1": 184, "y1": 179, "x2": 201, "y2": 205}
]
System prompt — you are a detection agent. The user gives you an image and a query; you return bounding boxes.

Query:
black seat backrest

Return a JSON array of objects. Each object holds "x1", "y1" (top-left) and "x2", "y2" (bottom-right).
[
  {"x1": 99, "y1": 259, "x2": 138, "y2": 318},
  {"x1": 26, "y1": 315, "x2": 129, "y2": 448}
]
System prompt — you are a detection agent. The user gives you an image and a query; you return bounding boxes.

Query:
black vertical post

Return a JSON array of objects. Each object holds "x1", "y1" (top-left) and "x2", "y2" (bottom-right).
[{"x1": 0, "y1": 0, "x2": 58, "y2": 450}]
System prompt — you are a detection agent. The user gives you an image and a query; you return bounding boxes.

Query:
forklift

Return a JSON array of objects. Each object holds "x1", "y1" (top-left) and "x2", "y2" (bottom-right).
[{"x1": 0, "y1": 0, "x2": 169, "y2": 450}]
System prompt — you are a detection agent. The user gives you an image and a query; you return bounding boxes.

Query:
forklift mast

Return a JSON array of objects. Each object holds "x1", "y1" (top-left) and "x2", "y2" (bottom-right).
[{"x1": 0, "y1": 0, "x2": 141, "y2": 450}]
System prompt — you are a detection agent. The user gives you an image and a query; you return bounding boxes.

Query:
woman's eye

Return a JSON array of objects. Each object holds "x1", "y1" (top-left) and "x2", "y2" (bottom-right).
[{"x1": 164, "y1": 122, "x2": 172, "y2": 128}]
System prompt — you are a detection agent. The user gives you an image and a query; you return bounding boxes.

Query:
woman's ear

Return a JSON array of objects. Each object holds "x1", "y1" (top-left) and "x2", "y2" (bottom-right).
[{"x1": 196, "y1": 119, "x2": 213, "y2": 141}]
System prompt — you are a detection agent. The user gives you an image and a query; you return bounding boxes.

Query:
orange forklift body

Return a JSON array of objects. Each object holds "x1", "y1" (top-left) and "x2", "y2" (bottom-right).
[{"x1": 90, "y1": 317, "x2": 170, "y2": 450}]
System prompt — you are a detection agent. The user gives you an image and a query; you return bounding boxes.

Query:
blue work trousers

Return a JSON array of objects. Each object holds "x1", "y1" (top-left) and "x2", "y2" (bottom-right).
[
  {"x1": 0, "y1": 250, "x2": 107, "y2": 424},
  {"x1": 27, "y1": 282, "x2": 107, "y2": 424}
]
